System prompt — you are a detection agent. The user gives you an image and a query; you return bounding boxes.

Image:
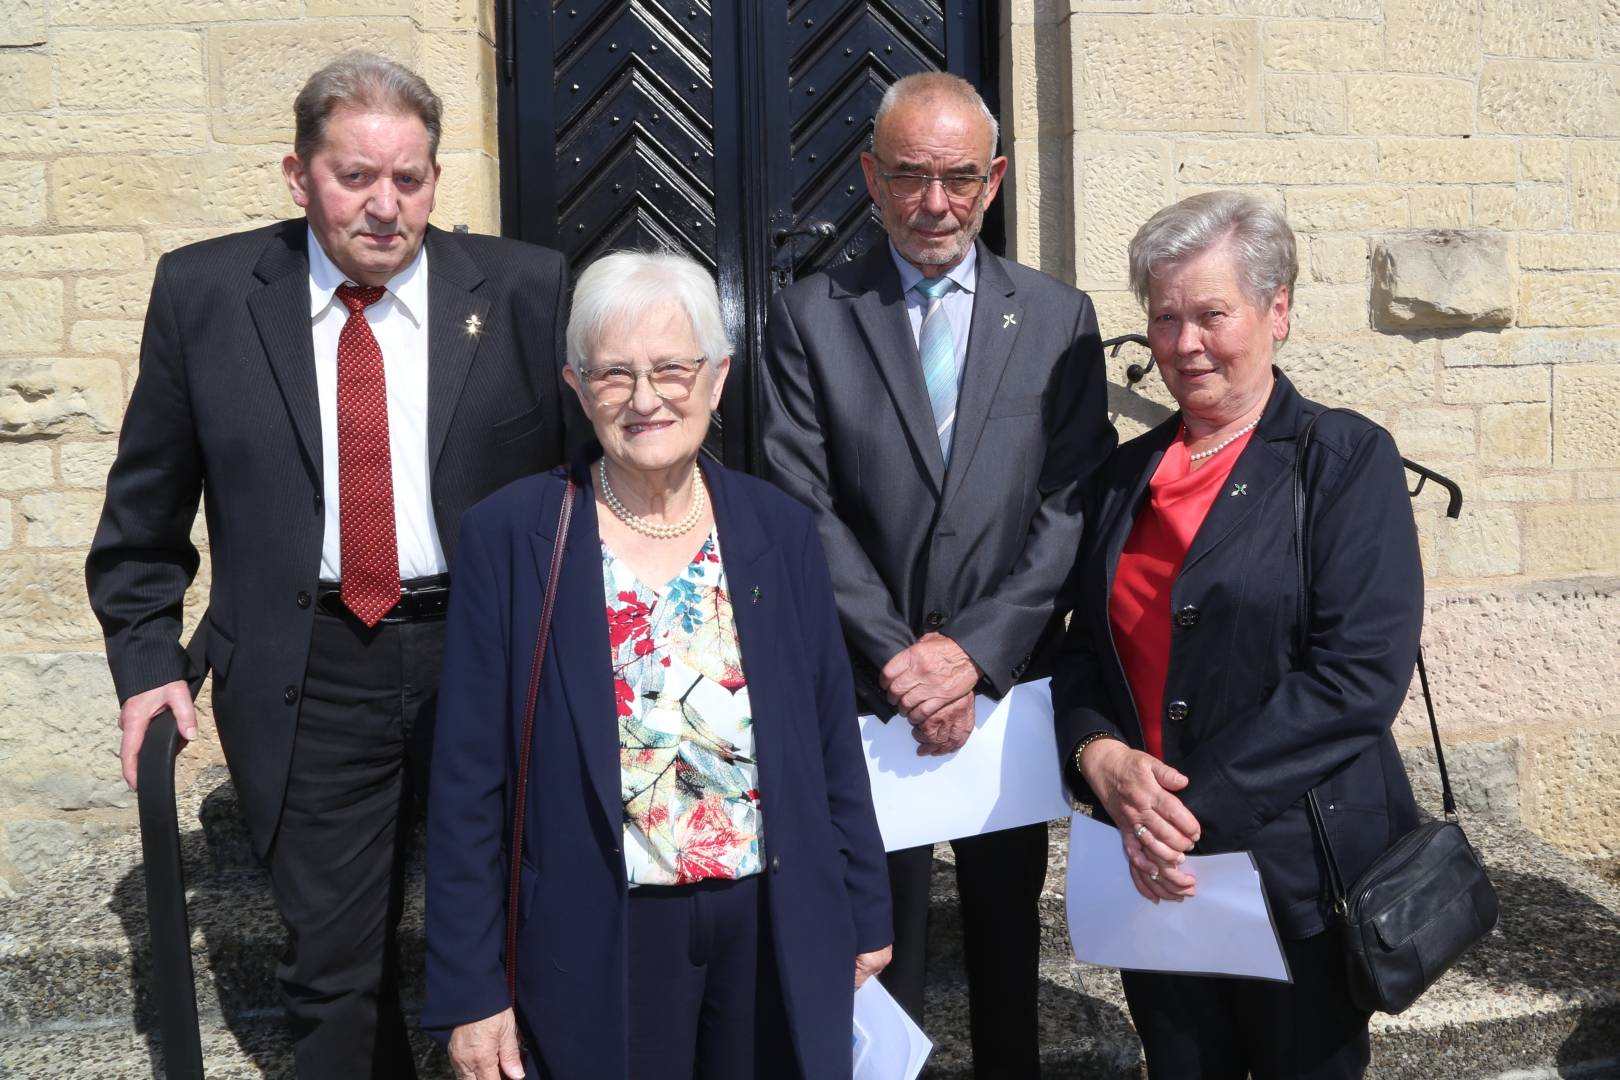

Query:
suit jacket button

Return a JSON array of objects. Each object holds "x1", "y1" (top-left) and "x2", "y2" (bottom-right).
[
  {"x1": 1166, "y1": 700, "x2": 1189, "y2": 722},
  {"x1": 313, "y1": 493, "x2": 323, "y2": 512},
  {"x1": 924, "y1": 611, "x2": 944, "y2": 629},
  {"x1": 1176, "y1": 605, "x2": 1200, "y2": 627},
  {"x1": 296, "y1": 590, "x2": 311, "y2": 609},
  {"x1": 283, "y1": 686, "x2": 299, "y2": 705},
  {"x1": 771, "y1": 855, "x2": 781, "y2": 874}
]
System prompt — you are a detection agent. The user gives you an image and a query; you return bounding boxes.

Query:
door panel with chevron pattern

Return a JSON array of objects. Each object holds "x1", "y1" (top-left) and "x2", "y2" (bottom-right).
[
  {"x1": 781, "y1": 0, "x2": 948, "y2": 274},
  {"x1": 551, "y1": 1, "x2": 719, "y2": 271},
  {"x1": 501, "y1": 0, "x2": 996, "y2": 467}
]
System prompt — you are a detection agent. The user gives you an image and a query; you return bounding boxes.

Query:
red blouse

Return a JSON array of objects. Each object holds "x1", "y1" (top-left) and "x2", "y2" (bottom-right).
[{"x1": 1108, "y1": 428, "x2": 1255, "y2": 759}]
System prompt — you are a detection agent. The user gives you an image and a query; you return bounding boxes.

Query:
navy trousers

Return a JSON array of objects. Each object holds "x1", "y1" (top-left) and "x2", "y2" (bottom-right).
[
  {"x1": 620, "y1": 874, "x2": 800, "y2": 1080},
  {"x1": 1121, "y1": 931, "x2": 1373, "y2": 1079}
]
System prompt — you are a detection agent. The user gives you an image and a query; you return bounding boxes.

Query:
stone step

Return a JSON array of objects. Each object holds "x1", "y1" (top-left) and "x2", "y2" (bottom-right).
[
  {"x1": 1, "y1": 773, "x2": 1616, "y2": 1078},
  {"x1": 0, "y1": 769, "x2": 429, "y2": 1031},
  {"x1": 0, "y1": 1014, "x2": 454, "y2": 1079},
  {"x1": 5, "y1": 958, "x2": 1614, "y2": 1080}
]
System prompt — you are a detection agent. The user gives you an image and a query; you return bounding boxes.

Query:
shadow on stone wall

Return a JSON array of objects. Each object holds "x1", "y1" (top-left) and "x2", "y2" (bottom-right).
[{"x1": 1106, "y1": 380, "x2": 1174, "y2": 435}]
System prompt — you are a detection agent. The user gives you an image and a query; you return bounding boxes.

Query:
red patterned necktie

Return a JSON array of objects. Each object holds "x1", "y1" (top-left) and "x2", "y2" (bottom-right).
[{"x1": 335, "y1": 284, "x2": 400, "y2": 627}]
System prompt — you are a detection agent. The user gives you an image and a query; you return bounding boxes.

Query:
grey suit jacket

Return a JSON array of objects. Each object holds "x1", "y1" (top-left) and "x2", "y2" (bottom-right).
[
  {"x1": 760, "y1": 241, "x2": 1115, "y2": 716},
  {"x1": 86, "y1": 220, "x2": 575, "y2": 855}
]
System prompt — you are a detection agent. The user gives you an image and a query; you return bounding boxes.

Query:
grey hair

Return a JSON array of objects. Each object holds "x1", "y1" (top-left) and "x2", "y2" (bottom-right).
[
  {"x1": 873, "y1": 72, "x2": 1000, "y2": 157},
  {"x1": 293, "y1": 51, "x2": 443, "y2": 165},
  {"x1": 1128, "y1": 190, "x2": 1298, "y2": 310},
  {"x1": 566, "y1": 249, "x2": 732, "y2": 373}
]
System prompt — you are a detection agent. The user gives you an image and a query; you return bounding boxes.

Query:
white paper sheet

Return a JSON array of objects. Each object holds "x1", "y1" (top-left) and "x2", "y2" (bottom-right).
[
  {"x1": 1064, "y1": 812, "x2": 1291, "y2": 981},
  {"x1": 860, "y1": 678, "x2": 1074, "y2": 852},
  {"x1": 852, "y1": 975, "x2": 932, "y2": 1080}
]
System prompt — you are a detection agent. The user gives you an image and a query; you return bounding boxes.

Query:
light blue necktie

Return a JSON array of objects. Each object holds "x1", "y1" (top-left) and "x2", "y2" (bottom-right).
[{"x1": 914, "y1": 275, "x2": 959, "y2": 463}]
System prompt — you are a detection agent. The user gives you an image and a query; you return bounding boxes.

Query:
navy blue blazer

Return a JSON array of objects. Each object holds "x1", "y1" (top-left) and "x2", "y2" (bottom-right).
[
  {"x1": 422, "y1": 455, "x2": 892, "y2": 1078},
  {"x1": 1053, "y1": 372, "x2": 1424, "y2": 938}
]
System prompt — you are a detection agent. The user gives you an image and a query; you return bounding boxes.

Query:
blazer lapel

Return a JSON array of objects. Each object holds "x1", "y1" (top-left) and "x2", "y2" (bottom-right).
[
  {"x1": 1178, "y1": 372, "x2": 1301, "y2": 578},
  {"x1": 530, "y1": 472, "x2": 620, "y2": 836},
  {"x1": 425, "y1": 228, "x2": 491, "y2": 472},
  {"x1": 246, "y1": 224, "x2": 322, "y2": 473},
  {"x1": 942, "y1": 246, "x2": 1021, "y2": 510},
  {"x1": 845, "y1": 250, "x2": 946, "y2": 493}
]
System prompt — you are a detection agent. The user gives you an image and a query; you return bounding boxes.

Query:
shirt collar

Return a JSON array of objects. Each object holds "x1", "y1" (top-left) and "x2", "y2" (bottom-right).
[
  {"x1": 306, "y1": 226, "x2": 428, "y2": 326},
  {"x1": 889, "y1": 238, "x2": 978, "y2": 298}
]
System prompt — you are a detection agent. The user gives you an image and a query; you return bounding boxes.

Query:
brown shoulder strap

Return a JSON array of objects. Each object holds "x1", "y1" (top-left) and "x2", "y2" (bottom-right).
[{"x1": 506, "y1": 476, "x2": 577, "y2": 1003}]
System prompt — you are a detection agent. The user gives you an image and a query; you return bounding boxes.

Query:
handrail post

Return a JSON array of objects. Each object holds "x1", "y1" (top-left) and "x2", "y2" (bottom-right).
[{"x1": 136, "y1": 707, "x2": 204, "y2": 1079}]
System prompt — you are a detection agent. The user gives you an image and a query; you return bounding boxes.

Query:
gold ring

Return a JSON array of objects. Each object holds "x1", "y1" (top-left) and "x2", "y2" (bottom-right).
[{"x1": 1133, "y1": 823, "x2": 1149, "y2": 840}]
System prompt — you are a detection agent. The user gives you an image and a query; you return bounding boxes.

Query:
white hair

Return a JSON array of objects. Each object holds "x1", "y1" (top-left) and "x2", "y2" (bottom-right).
[
  {"x1": 1128, "y1": 190, "x2": 1298, "y2": 311},
  {"x1": 565, "y1": 249, "x2": 732, "y2": 372},
  {"x1": 873, "y1": 71, "x2": 1000, "y2": 157}
]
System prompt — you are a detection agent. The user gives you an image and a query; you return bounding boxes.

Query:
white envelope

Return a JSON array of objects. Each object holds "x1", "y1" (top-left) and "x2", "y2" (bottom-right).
[
  {"x1": 853, "y1": 976, "x2": 932, "y2": 1080},
  {"x1": 860, "y1": 678, "x2": 1074, "y2": 852},
  {"x1": 1065, "y1": 812, "x2": 1291, "y2": 982}
]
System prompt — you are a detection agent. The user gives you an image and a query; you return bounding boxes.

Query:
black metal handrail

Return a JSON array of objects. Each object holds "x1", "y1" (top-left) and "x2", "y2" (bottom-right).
[
  {"x1": 1102, "y1": 333, "x2": 1465, "y2": 519},
  {"x1": 137, "y1": 707, "x2": 204, "y2": 1079}
]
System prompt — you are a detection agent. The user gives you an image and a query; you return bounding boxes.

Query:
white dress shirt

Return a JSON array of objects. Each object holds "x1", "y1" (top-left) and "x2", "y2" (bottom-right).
[
  {"x1": 891, "y1": 239, "x2": 978, "y2": 386},
  {"x1": 308, "y1": 229, "x2": 447, "y2": 581}
]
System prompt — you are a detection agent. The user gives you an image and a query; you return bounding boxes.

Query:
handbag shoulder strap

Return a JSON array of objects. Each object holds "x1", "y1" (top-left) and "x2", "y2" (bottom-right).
[
  {"x1": 1294, "y1": 412, "x2": 1456, "y2": 911},
  {"x1": 505, "y1": 475, "x2": 577, "y2": 1003}
]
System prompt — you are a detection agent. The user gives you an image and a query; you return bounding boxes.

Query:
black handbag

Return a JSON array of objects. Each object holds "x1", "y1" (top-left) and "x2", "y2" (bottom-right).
[{"x1": 1293, "y1": 412, "x2": 1499, "y2": 1015}]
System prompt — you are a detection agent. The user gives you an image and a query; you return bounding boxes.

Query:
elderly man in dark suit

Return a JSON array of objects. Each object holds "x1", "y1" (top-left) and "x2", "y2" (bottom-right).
[
  {"x1": 85, "y1": 52, "x2": 572, "y2": 1079},
  {"x1": 759, "y1": 72, "x2": 1115, "y2": 1078}
]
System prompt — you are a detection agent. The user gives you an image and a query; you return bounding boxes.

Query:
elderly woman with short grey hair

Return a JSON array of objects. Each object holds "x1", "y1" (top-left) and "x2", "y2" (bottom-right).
[
  {"x1": 1053, "y1": 190, "x2": 1425, "y2": 1078},
  {"x1": 423, "y1": 250, "x2": 892, "y2": 1080}
]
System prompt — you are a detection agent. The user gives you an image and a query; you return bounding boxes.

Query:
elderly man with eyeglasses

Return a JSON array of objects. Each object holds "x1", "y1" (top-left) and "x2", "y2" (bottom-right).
[{"x1": 759, "y1": 72, "x2": 1116, "y2": 1078}]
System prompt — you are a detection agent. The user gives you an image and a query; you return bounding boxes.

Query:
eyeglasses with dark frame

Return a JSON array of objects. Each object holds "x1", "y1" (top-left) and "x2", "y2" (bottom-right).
[
  {"x1": 578, "y1": 358, "x2": 707, "y2": 406},
  {"x1": 878, "y1": 170, "x2": 991, "y2": 201}
]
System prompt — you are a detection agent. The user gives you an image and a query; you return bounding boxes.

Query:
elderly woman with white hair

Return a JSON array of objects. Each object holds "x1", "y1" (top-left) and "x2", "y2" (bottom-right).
[
  {"x1": 423, "y1": 250, "x2": 892, "y2": 1080},
  {"x1": 1053, "y1": 191, "x2": 1425, "y2": 1078}
]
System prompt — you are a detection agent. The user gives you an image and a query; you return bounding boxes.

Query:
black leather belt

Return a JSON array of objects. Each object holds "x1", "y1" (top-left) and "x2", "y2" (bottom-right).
[{"x1": 315, "y1": 573, "x2": 450, "y2": 624}]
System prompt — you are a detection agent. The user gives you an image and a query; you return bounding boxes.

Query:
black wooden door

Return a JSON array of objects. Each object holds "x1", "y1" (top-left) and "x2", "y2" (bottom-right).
[{"x1": 497, "y1": 0, "x2": 999, "y2": 469}]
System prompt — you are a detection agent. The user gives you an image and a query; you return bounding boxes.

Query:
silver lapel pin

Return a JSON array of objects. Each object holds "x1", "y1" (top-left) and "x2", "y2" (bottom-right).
[
  {"x1": 464, "y1": 312, "x2": 483, "y2": 336},
  {"x1": 1002, "y1": 312, "x2": 1018, "y2": 329},
  {"x1": 1230, "y1": 482, "x2": 1248, "y2": 497}
]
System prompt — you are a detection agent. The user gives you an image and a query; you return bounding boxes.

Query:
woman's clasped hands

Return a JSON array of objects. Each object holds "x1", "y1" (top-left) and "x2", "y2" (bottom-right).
[{"x1": 1079, "y1": 739, "x2": 1202, "y2": 903}]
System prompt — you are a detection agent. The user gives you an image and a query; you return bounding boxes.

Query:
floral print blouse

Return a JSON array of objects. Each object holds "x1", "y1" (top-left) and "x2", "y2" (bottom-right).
[{"x1": 603, "y1": 530, "x2": 763, "y2": 887}]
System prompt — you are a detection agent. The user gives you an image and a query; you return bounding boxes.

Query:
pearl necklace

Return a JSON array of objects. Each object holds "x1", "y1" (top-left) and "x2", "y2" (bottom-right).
[
  {"x1": 1186, "y1": 415, "x2": 1261, "y2": 462},
  {"x1": 598, "y1": 459, "x2": 707, "y2": 539}
]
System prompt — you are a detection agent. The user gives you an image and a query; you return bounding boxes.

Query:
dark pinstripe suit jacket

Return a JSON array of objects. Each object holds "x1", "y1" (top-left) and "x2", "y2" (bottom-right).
[
  {"x1": 87, "y1": 220, "x2": 574, "y2": 855},
  {"x1": 760, "y1": 242, "x2": 1117, "y2": 716}
]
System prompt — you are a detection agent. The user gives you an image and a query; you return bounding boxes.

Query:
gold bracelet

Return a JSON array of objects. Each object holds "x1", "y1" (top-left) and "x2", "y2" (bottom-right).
[{"x1": 1071, "y1": 730, "x2": 1122, "y2": 775}]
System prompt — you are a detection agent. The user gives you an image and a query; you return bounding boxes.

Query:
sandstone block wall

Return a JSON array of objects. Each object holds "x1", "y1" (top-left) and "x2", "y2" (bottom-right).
[
  {"x1": 0, "y1": 2, "x2": 499, "y2": 894},
  {"x1": 2, "y1": 2, "x2": 1616, "y2": 892},
  {"x1": 1004, "y1": 0, "x2": 1619, "y2": 860}
]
